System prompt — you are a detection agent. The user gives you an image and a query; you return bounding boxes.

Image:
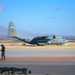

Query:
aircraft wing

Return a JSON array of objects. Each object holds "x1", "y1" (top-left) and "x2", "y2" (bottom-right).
[
  {"x1": 30, "y1": 36, "x2": 50, "y2": 43},
  {"x1": 11, "y1": 36, "x2": 49, "y2": 41},
  {"x1": 35, "y1": 36, "x2": 49, "y2": 39}
]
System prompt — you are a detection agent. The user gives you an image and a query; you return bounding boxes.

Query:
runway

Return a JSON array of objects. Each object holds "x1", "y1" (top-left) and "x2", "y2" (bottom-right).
[
  {"x1": 5, "y1": 49, "x2": 75, "y2": 57},
  {"x1": 0, "y1": 49, "x2": 75, "y2": 74}
]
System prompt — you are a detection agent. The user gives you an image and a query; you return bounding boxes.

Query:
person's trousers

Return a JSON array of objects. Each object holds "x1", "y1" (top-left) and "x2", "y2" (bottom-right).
[{"x1": 1, "y1": 52, "x2": 5, "y2": 60}]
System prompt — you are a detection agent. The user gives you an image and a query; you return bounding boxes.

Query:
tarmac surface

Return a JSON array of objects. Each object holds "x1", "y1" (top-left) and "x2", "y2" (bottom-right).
[{"x1": 0, "y1": 49, "x2": 75, "y2": 74}]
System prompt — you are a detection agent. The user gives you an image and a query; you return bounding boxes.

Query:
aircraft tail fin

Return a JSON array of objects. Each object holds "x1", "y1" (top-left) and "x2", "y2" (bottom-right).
[{"x1": 7, "y1": 21, "x2": 17, "y2": 37}]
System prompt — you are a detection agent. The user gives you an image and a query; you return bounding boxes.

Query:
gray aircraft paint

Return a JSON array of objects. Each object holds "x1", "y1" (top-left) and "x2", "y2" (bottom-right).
[{"x1": 7, "y1": 21, "x2": 68, "y2": 45}]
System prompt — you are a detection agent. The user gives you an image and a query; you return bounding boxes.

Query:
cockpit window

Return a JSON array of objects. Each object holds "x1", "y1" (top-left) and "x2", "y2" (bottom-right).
[{"x1": 53, "y1": 35, "x2": 56, "y2": 38}]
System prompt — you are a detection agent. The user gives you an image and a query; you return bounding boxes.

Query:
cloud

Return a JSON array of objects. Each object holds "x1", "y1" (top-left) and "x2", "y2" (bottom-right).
[
  {"x1": 46, "y1": 7, "x2": 65, "y2": 20},
  {"x1": 47, "y1": 16, "x2": 52, "y2": 19},
  {"x1": 0, "y1": 4, "x2": 5, "y2": 13},
  {"x1": 47, "y1": 16, "x2": 57, "y2": 19},
  {"x1": 55, "y1": 7, "x2": 64, "y2": 11}
]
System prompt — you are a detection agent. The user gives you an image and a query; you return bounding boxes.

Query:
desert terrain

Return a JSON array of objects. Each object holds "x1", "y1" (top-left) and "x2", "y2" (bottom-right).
[{"x1": 0, "y1": 42, "x2": 75, "y2": 50}]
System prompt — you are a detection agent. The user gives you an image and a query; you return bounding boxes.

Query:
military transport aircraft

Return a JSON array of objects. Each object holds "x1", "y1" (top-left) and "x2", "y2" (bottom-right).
[{"x1": 7, "y1": 22, "x2": 68, "y2": 46}]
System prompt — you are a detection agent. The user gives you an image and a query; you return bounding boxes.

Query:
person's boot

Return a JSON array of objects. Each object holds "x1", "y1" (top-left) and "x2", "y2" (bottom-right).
[{"x1": 4, "y1": 58, "x2": 6, "y2": 60}]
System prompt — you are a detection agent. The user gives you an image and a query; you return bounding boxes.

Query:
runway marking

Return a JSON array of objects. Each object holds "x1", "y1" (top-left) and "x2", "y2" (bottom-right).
[
  {"x1": 1, "y1": 56, "x2": 75, "y2": 61},
  {"x1": 0, "y1": 56, "x2": 75, "y2": 65}
]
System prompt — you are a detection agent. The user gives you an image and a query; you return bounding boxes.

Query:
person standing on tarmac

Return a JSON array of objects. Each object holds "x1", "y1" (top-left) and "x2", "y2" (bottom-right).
[{"x1": 1, "y1": 44, "x2": 6, "y2": 60}]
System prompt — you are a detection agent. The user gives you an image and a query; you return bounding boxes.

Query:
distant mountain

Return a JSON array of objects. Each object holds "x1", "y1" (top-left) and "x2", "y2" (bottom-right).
[
  {"x1": 0, "y1": 26, "x2": 41, "y2": 42},
  {"x1": 63, "y1": 35, "x2": 75, "y2": 41},
  {"x1": 0, "y1": 26, "x2": 7, "y2": 36},
  {"x1": 0, "y1": 26, "x2": 75, "y2": 42},
  {"x1": 0, "y1": 26, "x2": 19, "y2": 42}
]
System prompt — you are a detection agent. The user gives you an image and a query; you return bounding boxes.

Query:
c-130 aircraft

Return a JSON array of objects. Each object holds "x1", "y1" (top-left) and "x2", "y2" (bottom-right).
[{"x1": 7, "y1": 22, "x2": 68, "y2": 46}]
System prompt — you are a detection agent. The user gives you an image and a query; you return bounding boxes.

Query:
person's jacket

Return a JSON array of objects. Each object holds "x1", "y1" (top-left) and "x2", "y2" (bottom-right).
[{"x1": 1, "y1": 45, "x2": 5, "y2": 52}]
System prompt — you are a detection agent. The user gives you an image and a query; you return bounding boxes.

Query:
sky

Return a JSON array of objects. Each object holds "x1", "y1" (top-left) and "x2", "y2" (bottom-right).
[{"x1": 0, "y1": 0, "x2": 75, "y2": 36}]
